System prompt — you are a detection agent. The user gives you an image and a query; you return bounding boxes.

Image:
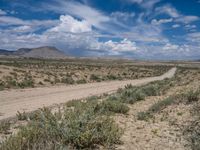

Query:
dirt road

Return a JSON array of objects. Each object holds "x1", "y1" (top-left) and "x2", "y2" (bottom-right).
[{"x1": 0, "y1": 68, "x2": 176, "y2": 121}]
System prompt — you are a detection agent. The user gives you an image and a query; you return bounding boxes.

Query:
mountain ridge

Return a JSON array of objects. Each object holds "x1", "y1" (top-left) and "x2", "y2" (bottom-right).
[{"x1": 0, "y1": 46, "x2": 67, "y2": 59}]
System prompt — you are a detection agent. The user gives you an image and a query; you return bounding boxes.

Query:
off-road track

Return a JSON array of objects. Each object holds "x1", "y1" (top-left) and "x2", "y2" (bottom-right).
[{"x1": 0, "y1": 68, "x2": 176, "y2": 121}]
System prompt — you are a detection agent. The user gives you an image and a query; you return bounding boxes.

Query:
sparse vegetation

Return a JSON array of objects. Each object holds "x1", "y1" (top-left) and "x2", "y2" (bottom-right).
[
  {"x1": 185, "y1": 89, "x2": 200, "y2": 103},
  {"x1": 137, "y1": 97, "x2": 175, "y2": 121},
  {"x1": 0, "y1": 121, "x2": 11, "y2": 135},
  {"x1": 0, "y1": 58, "x2": 171, "y2": 90},
  {"x1": 1, "y1": 77, "x2": 177, "y2": 149},
  {"x1": 76, "y1": 79, "x2": 87, "y2": 84},
  {"x1": 98, "y1": 99, "x2": 130, "y2": 114},
  {"x1": 1, "y1": 60, "x2": 200, "y2": 149},
  {"x1": 1, "y1": 99, "x2": 123, "y2": 149},
  {"x1": 183, "y1": 88, "x2": 200, "y2": 150},
  {"x1": 16, "y1": 111, "x2": 28, "y2": 121},
  {"x1": 115, "y1": 78, "x2": 174, "y2": 105}
]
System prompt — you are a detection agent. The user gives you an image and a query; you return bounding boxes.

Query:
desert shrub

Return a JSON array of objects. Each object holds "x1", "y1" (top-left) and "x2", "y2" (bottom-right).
[
  {"x1": 124, "y1": 84, "x2": 134, "y2": 89},
  {"x1": 90, "y1": 74, "x2": 101, "y2": 82},
  {"x1": 98, "y1": 99, "x2": 129, "y2": 114},
  {"x1": 118, "y1": 79, "x2": 174, "y2": 105},
  {"x1": 66, "y1": 99, "x2": 84, "y2": 108},
  {"x1": 0, "y1": 80, "x2": 5, "y2": 91},
  {"x1": 1, "y1": 107, "x2": 121, "y2": 150},
  {"x1": 16, "y1": 111, "x2": 28, "y2": 121},
  {"x1": 61, "y1": 77, "x2": 75, "y2": 84},
  {"x1": 132, "y1": 90, "x2": 146, "y2": 101},
  {"x1": 137, "y1": 112, "x2": 153, "y2": 121},
  {"x1": 38, "y1": 81, "x2": 44, "y2": 85},
  {"x1": 66, "y1": 97, "x2": 107, "y2": 115},
  {"x1": 43, "y1": 78, "x2": 50, "y2": 82},
  {"x1": 186, "y1": 89, "x2": 200, "y2": 103},
  {"x1": 140, "y1": 85, "x2": 159, "y2": 96},
  {"x1": 0, "y1": 121, "x2": 11, "y2": 134},
  {"x1": 119, "y1": 88, "x2": 146, "y2": 104},
  {"x1": 54, "y1": 78, "x2": 60, "y2": 84},
  {"x1": 5, "y1": 77, "x2": 17, "y2": 88},
  {"x1": 18, "y1": 78, "x2": 34, "y2": 88},
  {"x1": 76, "y1": 79, "x2": 87, "y2": 84},
  {"x1": 106, "y1": 74, "x2": 118, "y2": 80}
]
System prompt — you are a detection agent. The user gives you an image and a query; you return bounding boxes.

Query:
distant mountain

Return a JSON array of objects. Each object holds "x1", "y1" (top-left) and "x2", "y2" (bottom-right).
[
  {"x1": 0, "y1": 46, "x2": 67, "y2": 59},
  {"x1": 14, "y1": 48, "x2": 32, "y2": 56},
  {"x1": 0, "y1": 49, "x2": 14, "y2": 55}
]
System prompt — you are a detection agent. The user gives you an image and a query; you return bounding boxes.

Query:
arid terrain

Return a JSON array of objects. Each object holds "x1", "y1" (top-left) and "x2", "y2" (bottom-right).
[
  {"x1": 0, "y1": 67, "x2": 176, "y2": 121},
  {"x1": 0, "y1": 0, "x2": 199, "y2": 149},
  {"x1": 0, "y1": 58, "x2": 171, "y2": 90},
  {"x1": 0, "y1": 58, "x2": 200, "y2": 150}
]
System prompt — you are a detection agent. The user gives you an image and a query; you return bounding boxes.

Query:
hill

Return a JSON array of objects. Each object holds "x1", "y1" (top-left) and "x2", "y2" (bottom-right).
[{"x1": 0, "y1": 46, "x2": 67, "y2": 59}]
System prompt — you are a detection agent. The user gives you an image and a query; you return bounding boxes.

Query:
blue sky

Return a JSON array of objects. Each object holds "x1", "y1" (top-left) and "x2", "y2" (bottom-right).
[{"x1": 0, "y1": 0, "x2": 200, "y2": 60}]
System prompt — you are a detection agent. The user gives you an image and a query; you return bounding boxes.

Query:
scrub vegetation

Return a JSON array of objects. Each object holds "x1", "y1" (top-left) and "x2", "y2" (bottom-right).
[
  {"x1": 0, "y1": 58, "x2": 171, "y2": 90},
  {"x1": 1, "y1": 62, "x2": 200, "y2": 149}
]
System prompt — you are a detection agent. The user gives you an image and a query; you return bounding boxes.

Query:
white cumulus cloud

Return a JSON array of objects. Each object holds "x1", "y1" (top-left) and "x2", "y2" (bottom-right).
[
  {"x1": 49, "y1": 15, "x2": 92, "y2": 33},
  {"x1": 103, "y1": 39, "x2": 137, "y2": 52}
]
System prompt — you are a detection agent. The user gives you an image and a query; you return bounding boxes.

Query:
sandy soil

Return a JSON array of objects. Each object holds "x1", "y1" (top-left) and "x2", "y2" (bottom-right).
[
  {"x1": 115, "y1": 95, "x2": 190, "y2": 150},
  {"x1": 0, "y1": 68, "x2": 176, "y2": 121}
]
